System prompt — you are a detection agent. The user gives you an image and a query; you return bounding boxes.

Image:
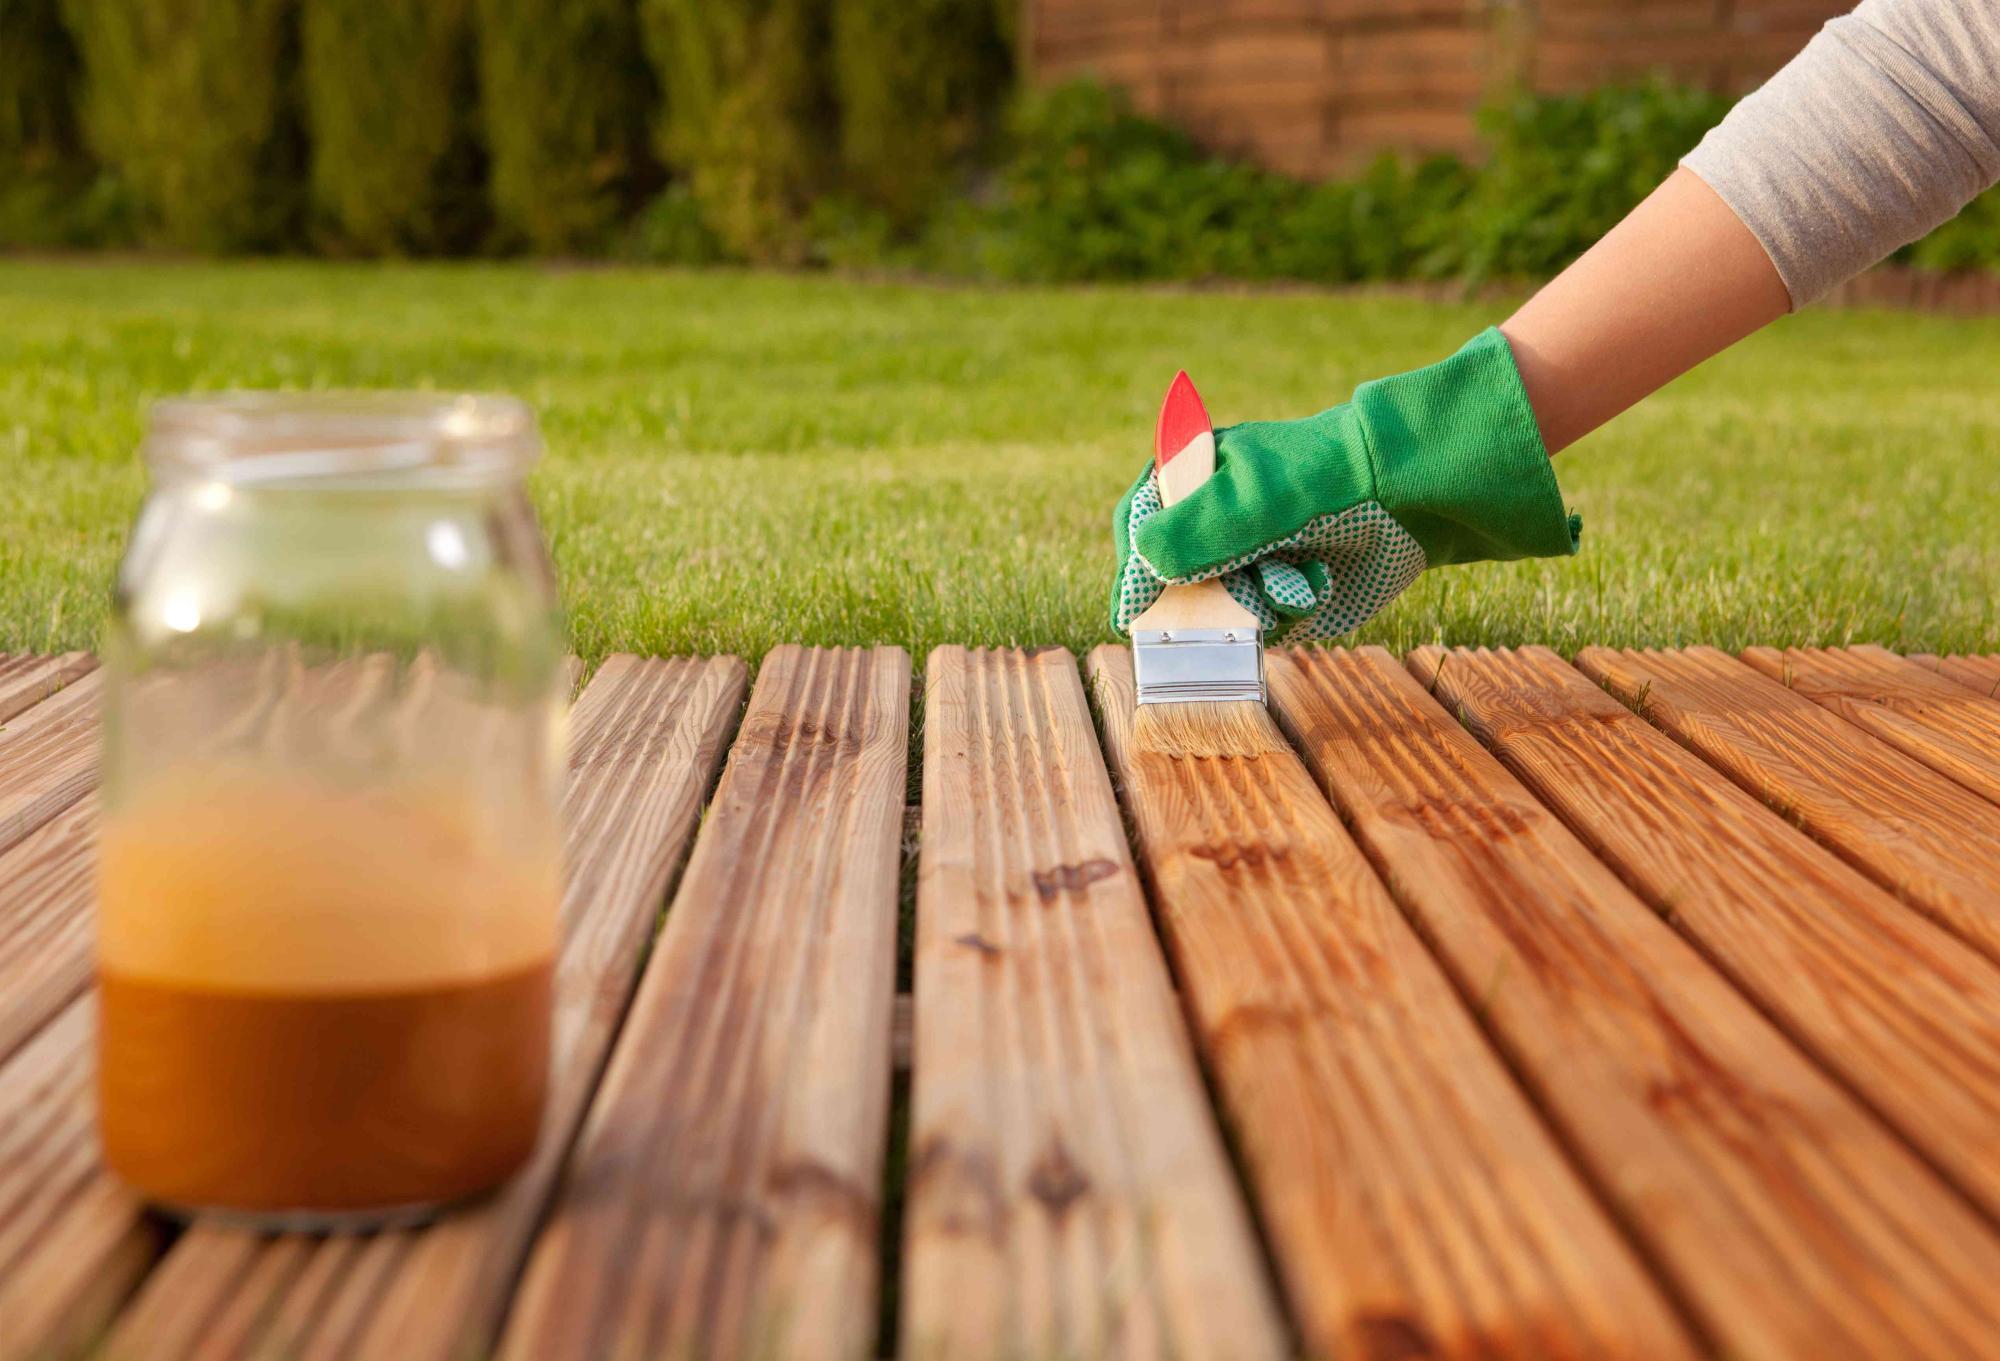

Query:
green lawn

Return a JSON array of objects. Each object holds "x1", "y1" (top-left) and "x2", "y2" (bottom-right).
[{"x1": 4, "y1": 261, "x2": 1997, "y2": 663}]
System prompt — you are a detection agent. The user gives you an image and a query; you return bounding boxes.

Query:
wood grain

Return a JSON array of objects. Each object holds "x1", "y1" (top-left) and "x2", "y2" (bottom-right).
[
  {"x1": 1578, "y1": 646, "x2": 2000, "y2": 964},
  {"x1": 499, "y1": 646, "x2": 910, "y2": 1361},
  {"x1": 903, "y1": 647, "x2": 1283, "y2": 1360},
  {"x1": 1089, "y1": 645, "x2": 1693, "y2": 1361},
  {"x1": 0, "y1": 999, "x2": 164, "y2": 1361},
  {"x1": 1741, "y1": 644, "x2": 2000, "y2": 805},
  {"x1": 96, "y1": 654, "x2": 748, "y2": 1361},
  {"x1": 0, "y1": 669, "x2": 101, "y2": 861},
  {"x1": 0, "y1": 794, "x2": 96, "y2": 1066},
  {"x1": 0, "y1": 652, "x2": 95, "y2": 725},
  {"x1": 1415, "y1": 645, "x2": 2000, "y2": 1219},
  {"x1": 1910, "y1": 652, "x2": 2000, "y2": 697},
  {"x1": 1269, "y1": 646, "x2": 2000, "y2": 1360}
]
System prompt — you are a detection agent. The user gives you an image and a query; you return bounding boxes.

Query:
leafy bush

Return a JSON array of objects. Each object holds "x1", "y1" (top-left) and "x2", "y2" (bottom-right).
[
  {"x1": 830, "y1": 0, "x2": 1008, "y2": 226},
  {"x1": 302, "y1": 0, "x2": 484, "y2": 254},
  {"x1": 641, "y1": 0, "x2": 833, "y2": 264},
  {"x1": 1906, "y1": 185, "x2": 2000, "y2": 274},
  {"x1": 477, "y1": 0, "x2": 657, "y2": 254},
  {"x1": 624, "y1": 183, "x2": 732, "y2": 265},
  {"x1": 1451, "y1": 79, "x2": 1732, "y2": 280},
  {"x1": 60, "y1": 0, "x2": 296, "y2": 251}
]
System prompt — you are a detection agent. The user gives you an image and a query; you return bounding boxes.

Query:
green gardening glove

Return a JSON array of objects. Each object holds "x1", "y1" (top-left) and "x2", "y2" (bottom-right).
[{"x1": 1110, "y1": 327, "x2": 1580, "y2": 643}]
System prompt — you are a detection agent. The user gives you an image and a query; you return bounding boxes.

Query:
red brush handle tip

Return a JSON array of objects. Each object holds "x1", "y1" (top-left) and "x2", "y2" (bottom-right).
[{"x1": 1155, "y1": 370, "x2": 1212, "y2": 471}]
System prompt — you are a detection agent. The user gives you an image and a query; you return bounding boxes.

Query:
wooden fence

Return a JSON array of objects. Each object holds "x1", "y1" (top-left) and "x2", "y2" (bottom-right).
[{"x1": 1025, "y1": 0, "x2": 1855, "y2": 176}]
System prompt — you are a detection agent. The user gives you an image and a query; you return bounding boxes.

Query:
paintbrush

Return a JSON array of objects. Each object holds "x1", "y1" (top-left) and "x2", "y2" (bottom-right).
[{"x1": 1131, "y1": 371, "x2": 1280, "y2": 759}]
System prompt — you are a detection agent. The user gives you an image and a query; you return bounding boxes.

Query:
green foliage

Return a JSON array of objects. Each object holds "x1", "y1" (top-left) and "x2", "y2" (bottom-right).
[
  {"x1": 302, "y1": 0, "x2": 484, "y2": 254},
  {"x1": 1906, "y1": 185, "x2": 2000, "y2": 274},
  {"x1": 1, "y1": 0, "x2": 77, "y2": 170},
  {"x1": 477, "y1": 0, "x2": 657, "y2": 254},
  {"x1": 59, "y1": 0, "x2": 296, "y2": 251},
  {"x1": 1452, "y1": 79, "x2": 1733, "y2": 279},
  {"x1": 641, "y1": 0, "x2": 833, "y2": 264},
  {"x1": 623, "y1": 183, "x2": 732, "y2": 264},
  {"x1": 830, "y1": 0, "x2": 1008, "y2": 226},
  {"x1": 949, "y1": 82, "x2": 1472, "y2": 285}
]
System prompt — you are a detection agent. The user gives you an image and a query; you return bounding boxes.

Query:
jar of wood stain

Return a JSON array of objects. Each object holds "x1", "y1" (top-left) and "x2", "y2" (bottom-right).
[{"x1": 98, "y1": 393, "x2": 566, "y2": 1228}]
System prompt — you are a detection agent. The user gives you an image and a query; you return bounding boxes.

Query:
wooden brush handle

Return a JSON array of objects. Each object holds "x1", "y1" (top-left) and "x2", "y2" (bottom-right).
[
  {"x1": 1154, "y1": 370, "x2": 1217, "y2": 507},
  {"x1": 1132, "y1": 372, "x2": 1260, "y2": 634}
]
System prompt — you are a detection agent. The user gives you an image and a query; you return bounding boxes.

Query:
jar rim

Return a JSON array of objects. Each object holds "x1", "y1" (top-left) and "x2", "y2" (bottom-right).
[{"x1": 146, "y1": 391, "x2": 540, "y2": 487}]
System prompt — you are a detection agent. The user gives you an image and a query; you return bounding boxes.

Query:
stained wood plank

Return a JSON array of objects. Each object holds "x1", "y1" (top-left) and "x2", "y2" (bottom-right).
[
  {"x1": 0, "y1": 794, "x2": 95, "y2": 1066},
  {"x1": 0, "y1": 668, "x2": 101, "y2": 860},
  {"x1": 90, "y1": 654, "x2": 748, "y2": 1361},
  {"x1": 1088, "y1": 646, "x2": 1693, "y2": 1361},
  {"x1": 1415, "y1": 645, "x2": 2000, "y2": 1219},
  {"x1": 1911, "y1": 652, "x2": 2000, "y2": 697},
  {"x1": 1578, "y1": 646, "x2": 2000, "y2": 964},
  {"x1": 1740, "y1": 645, "x2": 2000, "y2": 805},
  {"x1": 904, "y1": 647, "x2": 1284, "y2": 1360},
  {"x1": 0, "y1": 652, "x2": 95, "y2": 725},
  {"x1": 1269, "y1": 646, "x2": 2000, "y2": 1360},
  {"x1": 499, "y1": 646, "x2": 910, "y2": 1361}
]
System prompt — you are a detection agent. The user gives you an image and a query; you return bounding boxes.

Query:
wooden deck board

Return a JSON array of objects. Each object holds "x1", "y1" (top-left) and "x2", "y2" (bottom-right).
[
  {"x1": 93, "y1": 655, "x2": 749, "y2": 1361},
  {"x1": 1416, "y1": 645, "x2": 2000, "y2": 1220},
  {"x1": 0, "y1": 794, "x2": 95, "y2": 1067},
  {"x1": 1088, "y1": 646, "x2": 1693, "y2": 1361},
  {"x1": 1268, "y1": 645, "x2": 2000, "y2": 1360},
  {"x1": 498, "y1": 646, "x2": 909, "y2": 1361},
  {"x1": 1742, "y1": 644, "x2": 2000, "y2": 806},
  {"x1": 0, "y1": 652, "x2": 95, "y2": 726},
  {"x1": 1909, "y1": 652, "x2": 2000, "y2": 696},
  {"x1": 0, "y1": 669, "x2": 102, "y2": 862},
  {"x1": 904, "y1": 647, "x2": 1283, "y2": 1360},
  {"x1": 1579, "y1": 646, "x2": 2000, "y2": 964}
]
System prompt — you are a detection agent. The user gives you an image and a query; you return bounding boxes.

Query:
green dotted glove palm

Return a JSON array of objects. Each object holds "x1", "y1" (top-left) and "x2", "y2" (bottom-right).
[{"x1": 1110, "y1": 328, "x2": 1580, "y2": 642}]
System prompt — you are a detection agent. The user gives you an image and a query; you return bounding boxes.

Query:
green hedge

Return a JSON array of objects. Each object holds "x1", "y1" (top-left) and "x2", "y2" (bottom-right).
[
  {"x1": 831, "y1": 0, "x2": 1007, "y2": 225},
  {"x1": 477, "y1": 0, "x2": 656, "y2": 254},
  {"x1": 60, "y1": 0, "x2": 294, "y2": 250},
  {"x1": 302, "y1": 0, "x2": 482, "y2": 253},
  {"x1": 641, "y1": 0, "x2": 833, "y2": 264}
]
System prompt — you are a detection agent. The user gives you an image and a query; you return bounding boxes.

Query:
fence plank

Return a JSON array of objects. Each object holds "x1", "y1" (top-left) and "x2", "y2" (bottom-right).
[
  {"x1": 1415, "y1": 645, "x2": 2000, "y2": 1219},
  {"x1": 0, "y1": 795, "x2": 95, "y2": 1067},
  {"x1": 1578, "y1": 646, "x2": 2000, "y2": 964},
  {"x1": 0, "y1": 653, "x2": 96, "y2": 726},
  {"x1": 1268, "y1": 645, "x2": 2000, "y2": 1361},
  {"x1": 0, "y1": 670, "x2": 101, "y2": 861},
  {"x1": 94, "y1": 655, "x2": 748, "y2": 1361},
  {"x1": 904, "y1": 647, "x2": 1283, "y2": 1360},
  {"x1": 1740, "y1": 645, "x2": 2000, "y2": 805},
  {"x1": 499, "y1": 646, "x2": 909, "y2": 1361},
  {"x1": 1087, "y1": 646, "x2": 1693, "y2": 1361}
]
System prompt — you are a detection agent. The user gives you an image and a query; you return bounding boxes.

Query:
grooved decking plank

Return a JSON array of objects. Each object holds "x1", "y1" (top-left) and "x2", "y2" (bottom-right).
[
  {"x1": 904, "y1": 647, "x2": 1284, "y2": 1361},
  {"x1": 0, "y1": 794, "x2": 95, "y2": 1066},
  {"x1": 1268, "y1": 646, "x2": 2000, "y2": 1361},
  {"x1": 0, "y1": 669, "x2": 101, "y2": 861},
  {"x1": 0, "y1": 1000, "x2": 162, "y2": 1361},
  {"x1": 0, "y1": 652, "x2": 96, "y2": 725},
  {"x1": 93, "y1": 655, "x2": 748, "y2": 1361},
  {"x1": 1578, "y1": 646, "x2": 2000, "y2": 964},
  {"x1": 1414, "y1": 645, "x2": 2000, "y2": 1220},
  {"x1": 499, "y1": 646, "x2": 910, "y2": 1361},
  {"x1": 1087, "y1": 646, "x2": 1693, "y2": 1361},
  {"x1": 1740, "y1": 645, "x2": 2000, "y2": 805},
  {"x1": 1909, "y1": 652, "x2": 2000, "y2": 697}
]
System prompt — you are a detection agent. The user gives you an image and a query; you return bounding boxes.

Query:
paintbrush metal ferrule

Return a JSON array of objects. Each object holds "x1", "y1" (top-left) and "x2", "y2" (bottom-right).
[{"x1": 1131, "y1": 627, "x2": 1266, "y2": 705}]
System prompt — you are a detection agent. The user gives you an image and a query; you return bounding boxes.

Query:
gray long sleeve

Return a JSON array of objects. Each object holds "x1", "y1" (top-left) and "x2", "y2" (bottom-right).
[{"x1": 1681, "y1": 0, "x2": 2000, "y2": 308}]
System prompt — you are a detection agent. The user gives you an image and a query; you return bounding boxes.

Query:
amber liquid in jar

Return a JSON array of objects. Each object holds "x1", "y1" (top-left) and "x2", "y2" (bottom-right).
[{"x1": 97, "y1": 766, "x2": 560, "y2": 1220}]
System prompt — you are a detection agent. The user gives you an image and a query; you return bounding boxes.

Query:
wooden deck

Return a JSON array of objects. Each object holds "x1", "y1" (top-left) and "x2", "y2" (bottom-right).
[{"x1": 3, "y1": 644, "x2": 1999, "y2": 1360}]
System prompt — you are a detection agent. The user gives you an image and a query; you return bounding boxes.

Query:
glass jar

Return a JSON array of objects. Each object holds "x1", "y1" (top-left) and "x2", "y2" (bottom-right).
[{"x1": 98, "y1": 393, "x2": 566, "y2": 1228}]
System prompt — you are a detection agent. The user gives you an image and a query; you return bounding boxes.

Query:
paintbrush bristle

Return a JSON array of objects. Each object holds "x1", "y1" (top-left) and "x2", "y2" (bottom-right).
[{"x1": 1131, "y1": 699, "x2": 1290, "y2": 760}]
